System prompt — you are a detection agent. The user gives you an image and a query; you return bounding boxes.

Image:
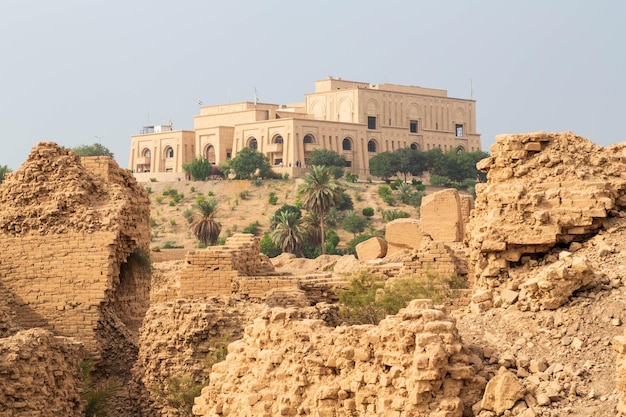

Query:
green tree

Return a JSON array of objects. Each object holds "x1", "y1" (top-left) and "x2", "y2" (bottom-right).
[
  {"x1": 394, "y1": 148, "x2": 425, "y2": 182},
  {"x1": 230, "y1": 147, "x2": 270, "y2": 179},
  {"x1": 271, "y1": 211, "x2": 306, "y2": 255},
  {"x1": 302, "y1": 211, "x2": 323, "y2": 248},
  {"x1": 341, "y1": 210, "x2": 367, "y2": 236},
  {"x1": 298, "y1": 165, "x2": 343, "y2": 255},
  {"x1": 183, "y1": 157, "x2": 212, "y2": 181},
  {"x1": 368, "y1": 151, "x2": 399, "y2": 181},
  {"x1": 191, "y1": 197, "x2": 221, "y2": 246},
  {"x1": 0, "y1": 165, "x2": 12, "y2": 184},
  {"x1": 308, "y1": 149, "x2": 346, "y2": 178},
  {"x1": 72, "y1": 143, "x2": 114, "y2": 158}
]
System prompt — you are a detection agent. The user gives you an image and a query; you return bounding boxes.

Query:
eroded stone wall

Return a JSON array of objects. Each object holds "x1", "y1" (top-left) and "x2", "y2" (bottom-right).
[
  {"x1": 0, "y1": 328, "x2": 84, "y2": 417},
  {"x1": 467, "y1": 132, "x2": 626, "y2": 289},
  {"x1": 0, "y1": 142, "x2": 151, "y2": 357},
  {"x1": 193, "y1": 299, "x2": 485, "y2": 417}
]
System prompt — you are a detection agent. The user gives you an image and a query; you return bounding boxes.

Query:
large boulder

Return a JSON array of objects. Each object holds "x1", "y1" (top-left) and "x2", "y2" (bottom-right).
[{"x1": 355, "y1": 237, "x2": 387, "y2": 261}]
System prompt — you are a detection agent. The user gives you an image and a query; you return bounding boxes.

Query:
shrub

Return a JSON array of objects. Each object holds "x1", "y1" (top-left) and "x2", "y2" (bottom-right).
[
  {"x1": 337, "y1": 270, "x2": 465, "y2": 325},
  {"x1": 389, "y1": 178, "x2": 404, "y2": 190},
  {"x1": 283, "y1": 173, "x2": 290, "y2": 180},
  {"x1": 150, "y1": 217, "x2": 158, "y2": 227},
  {"x1": 169, "y1": 200, "x2": 176, "y2": 207},
  {"x1": 324, "y1": 229, "x2": 340, "y2": 255},
  {"x1": 207, "y1": 191, "x2": 215, "y2": 197},
  {"x1": 149, "y1": 178, "x2": 157, "y2": 182},
  {"x1": 268, "y1": 192, "x2": 278, "y2": 205},
  {"x1": 242, "y1": 221, "x2": 260, "y2": 236},
  {"x1": 341, "y1": 210, "x2": 367, "y2": 236},
  {"x1": 163, "y1": 375, "x2": 203, "y2": 417},
  {"x1": 337, "y1": 191, "x2": 354, "y2": 211},
  {"x1": 145, "y1": 186, "x2": 152, "y2": 194},
  {"x1": 362, "y1": 207, "x2": 374, "y2": 218},
  {"x1": 155, "y1": 196, "x2": 164, "y2": 204},
  {"x1": 430, "y1": 174, "x2": 449, "y2": 187},
  {"x1": 190, "y1": 186, "x2": 195, "y2": 192},
  {"x1": 183, "y1": 209, "x2": 195, "y2": 224},
  {"x1": 239, "y1": 190, "x2": 250, "y2": 200},
  {"x1": 252, "y1": 178, "x2": 263, "y2": 187},
  {"x1": 182, "y1": 157, "x2": 212, "y2": 181},
  {"x1": 169, "y1": 219, "x2": 177, "y2": 227},
  {"x1": 344, "y1": 172, "x2": 358, "y2": 183},
  {"x1": 81, "y1": 358, "x2": 120, "y2": 417},
  {"x1": 382, "y1": 209, "x2": 410, "y2": 222},
  {"x1": 162, "y1": 241, "x2": 183, "y2": 249},
  {"x1": 260, "y1": 233, "x2": 282, "y2": 258}
]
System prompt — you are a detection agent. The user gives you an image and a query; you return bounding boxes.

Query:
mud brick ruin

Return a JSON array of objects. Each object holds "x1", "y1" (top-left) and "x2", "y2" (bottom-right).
[{"x1": 0, "y1": 143, "x2": 151, "y2": 357}]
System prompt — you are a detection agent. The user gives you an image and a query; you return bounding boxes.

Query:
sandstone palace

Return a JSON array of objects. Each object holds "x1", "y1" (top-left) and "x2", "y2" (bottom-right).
[{"x1": 129, "y1": 77, "x2": 481, "y2": 179}]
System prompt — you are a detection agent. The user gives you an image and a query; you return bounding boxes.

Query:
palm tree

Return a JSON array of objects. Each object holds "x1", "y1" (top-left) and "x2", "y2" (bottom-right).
[
  {"x1": 192, "y1": 197, "x2": 221, "y2": 246},
  {"x1": 271, "y1": 211, "x2": 306, "y2": 255},
  {"x1": 302, "y1": 211, "x2": 323, "y2": 248},
  {"x1": 298, "y1": 165, "x2": 342, "y2": 254}
]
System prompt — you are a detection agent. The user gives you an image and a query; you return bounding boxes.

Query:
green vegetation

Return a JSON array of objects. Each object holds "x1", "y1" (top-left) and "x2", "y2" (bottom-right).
[
  {"x1": 260, "y1": 233, "x2": 282, "y2": 258},
  {"x1": 81, "y1": 359, "x2": 120, "y2": 417},
  {"x1": 337, "y1": 271, "x2": 466, "y2": 325},
  {"x1": 183, "y1": 157, "x2": 212, "y2": 181},
  {"x1": 191, "y1": 196, "x2": 221, "y2": 246},
  {"x1": 242, "y1": 220, "x2": 260, "y2": 236},
  {"x1": 229, "y1": 147, "x2": 270, "y2": 179},
  {"x1": 362, "y1": 207, "x2": 374, "y2": 218},
  {"x1": 72, "y1": 143, "x2": 114, "y2": 158},
  {"x1": 341, "y1": 210, "x2": 367, "y2": 236},
  {"x1": 162, "y1": 241, "x2": 184, "y2": 249},
  {"x1": 271, "y1": 211, "x2": 306, "y2": 255},
  {"x1": 268, "y1": 191, "x2": 278, "y2": 205},
  {"x1": 298, "y1": 166, "x2": 343, "y2": 254},
  {"x1": 308, "y1": 149, "x2": 346, "y2": 178},
  {"x1": 382, "y1": 209, "x2": 410, "y2": 222}
]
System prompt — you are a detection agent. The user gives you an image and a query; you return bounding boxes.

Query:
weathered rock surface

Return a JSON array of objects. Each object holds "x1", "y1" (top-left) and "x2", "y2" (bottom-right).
[
  {"x1": 356, "y1": 237, "x2": 387, "y2": 261},
  {"x1": 193, "y1": 299, "x2": 485, "y2": 417},
  {"x1": 467, "y1": 132, "x2": 626, "y2": 289},
  {"x1": 0, "y1": 328, "x2": 84, "y2": 417},
  {"x1": 480, "y1": 368, "x2": 525, "y2": 415},
  {"x1": 517, "y1": 254, "x2": 595, "y2": 311}
]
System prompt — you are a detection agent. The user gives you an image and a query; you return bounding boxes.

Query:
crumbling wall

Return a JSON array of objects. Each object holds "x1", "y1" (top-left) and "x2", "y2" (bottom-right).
[
  {"x1": 420, "y1": 188, "x2": 465, "y2": 242},
  {"x1": 466, "y1": 132, "x2": 626, "y2": 290},
  {"x1": 193, "y1": 299, "x2": 485, "y2": 417},
  {"x1": 0, "y1": 142, "x2": 151, "y2": 358},
  {"x1": 0, "y1": 328, "x2": 84, "y2": 416}
]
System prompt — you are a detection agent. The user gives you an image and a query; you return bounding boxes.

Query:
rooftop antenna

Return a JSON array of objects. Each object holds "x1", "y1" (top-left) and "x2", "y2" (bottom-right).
[
  {"x1": 470, "y1": 78, "x2": 474, "y2": 100},
  {"x1": 254, "y1": 87, "x2": 259, "y2": 108},
  {"x1": 95, "y1": 135, "x2": 103, "y2": 144}
]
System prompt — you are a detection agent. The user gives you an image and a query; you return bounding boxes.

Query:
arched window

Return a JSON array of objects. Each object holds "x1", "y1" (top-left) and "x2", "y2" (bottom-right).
[
  {"x1": 342, "y1": 138, "x2": 352, "y2": 151},
  {"x1": 303, "y1": 134, "x2": 314, "y2": 144},
  {"x1": 367, "y1": 140, "x2": 377, "y2": 153},
  {"x1": 142, "y1": 148, "x2": 151, "y2": 158},
  {"x1": 205, "y1": 145, "x2": 216, "y2": 163},
  {"x1": 248, "y1": 138, "x2": 258, "y2": 149},
  {"x1": 273, "y1": 135, "x2": 283, "y2": 144},
  {"x1": 165, "y1": 147, "x2": 174, "y2": 158},
  {"x1": 456, "y1": 146, "x2": 465, "y2": 155},
  {"x1": 410, "y1": 142, "x2": 420, "y2": 151}
]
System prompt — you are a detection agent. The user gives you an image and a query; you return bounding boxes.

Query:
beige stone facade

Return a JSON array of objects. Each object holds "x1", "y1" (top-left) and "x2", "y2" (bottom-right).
[{"x1": 129, "y1": 77, "x2": 481, "y2": 178}]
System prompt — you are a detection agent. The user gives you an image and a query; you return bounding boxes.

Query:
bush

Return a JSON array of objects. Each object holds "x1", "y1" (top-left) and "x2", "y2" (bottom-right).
[
  {"x1": 183, "y1": 209, "x2": 195, "y2": 224},
  {"x1": 252, "y1": 178, "x2": 263, "y2": 187},
  {"x1": 341, "y1": 210, "x2": 367, "y2": 236},
  {"x1": 242, "y1": 221, "x2": 260, "y2": 236},
  {"x1": 169, "y1": 219, "x2": 177, "y2": 226},
  {"x1": 430, "y1": 174, "x2": 449, "y2": 187},
  {"x1": 239, "y1": 190, "x2": 250, "y2": 200},
  {"x1": 162, "y1": 241, "x2": 184, "y2": 249},
  {"x1": 382, "y1": 209, "x2": 410, "y2": 222},
  {"x1": 155, "y1": 196, "x2": 164, "y2": 204},
  {"x1": 283, "y1": 173, "x2": 290, "y2": 180},
  {"x1": 183, "y1": 157, "x2": 212, "y2": 181},
  {"x1": 324, "y1": 229, "x2": 340, "y2": 255},
  {"x1": 268, "y1": 192, "x2": 278, "y2": 205},
  {"x1": 169, "y1": 200, "x2": 175, "y2": 207},
  {"x1": 337, "y1": 191, "x2": 354, "y2": 211},
  {"x1": 344, "y1": 172, "x2": 358, "y2": 183},
  {"x1": 260, "y1": 233, "x2": 282, "y2": 258},
  {"x1": 163, "y1": 375, "x2": 203, "y2": 417},
  {"x1": 337, "y1": 271, "x2": 465, "y2": 325},
  {"x1": 362, "y1": 207, "x2": 374, "y2": 218},
  {"x1": 190, "y1": 186, "x2": 195, "y2": 192},
  {"x1": 149, "y1": 178, "x2": 157, "y2": 182},
  {"x1": 145, "y1": 186, "x2": 152, "y2": 194}
]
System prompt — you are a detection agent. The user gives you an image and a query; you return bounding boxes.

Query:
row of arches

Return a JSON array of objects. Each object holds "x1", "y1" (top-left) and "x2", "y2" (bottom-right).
[
  {"x1": 141, "y1": 147, "x2": 174, "y2": 159},
  {"x1": 244, "y1": 134, "x2": 424, "y2": 154}
]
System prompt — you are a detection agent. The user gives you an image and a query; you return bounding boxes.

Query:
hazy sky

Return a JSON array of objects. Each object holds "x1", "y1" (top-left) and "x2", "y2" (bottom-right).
[{"x1": 2, "y1": 0, "x2": 624, "y2": 170}]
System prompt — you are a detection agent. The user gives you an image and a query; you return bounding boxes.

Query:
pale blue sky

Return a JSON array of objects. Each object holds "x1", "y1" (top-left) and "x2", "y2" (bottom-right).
[{"x1": 1, "y1": 0, "x2": 624, "y2": 170}]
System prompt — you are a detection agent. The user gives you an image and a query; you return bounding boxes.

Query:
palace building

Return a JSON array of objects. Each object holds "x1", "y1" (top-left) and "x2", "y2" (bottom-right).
[{"x1": 129, "y1": 77, "x2": 481, "y2": 179}]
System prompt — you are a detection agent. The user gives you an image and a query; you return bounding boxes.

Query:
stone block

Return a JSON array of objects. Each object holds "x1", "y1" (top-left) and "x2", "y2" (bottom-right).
[{"x1": 355, "y1": 237, "x2": 387, "y2": 261}]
